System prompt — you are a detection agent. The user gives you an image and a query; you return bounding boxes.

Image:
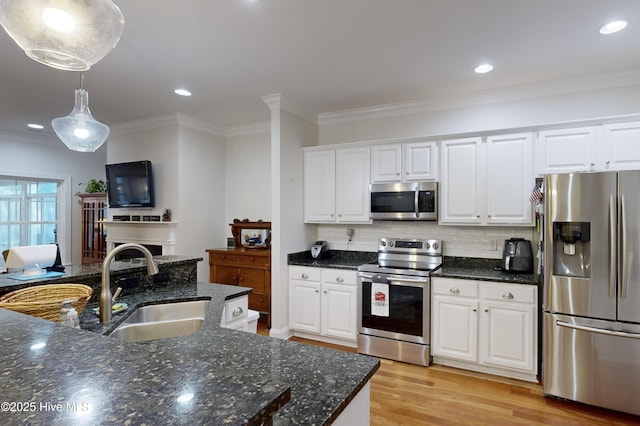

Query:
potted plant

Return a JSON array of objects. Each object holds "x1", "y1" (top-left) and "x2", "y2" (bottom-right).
[{"x1": 80, "y1": 179, "x2": 107, "y2": 193}]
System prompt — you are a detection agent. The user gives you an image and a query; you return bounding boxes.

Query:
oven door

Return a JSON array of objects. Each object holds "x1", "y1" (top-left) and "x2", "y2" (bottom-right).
[{"x1": 357, "y1": 272, "x2": 429, "y2": 344}]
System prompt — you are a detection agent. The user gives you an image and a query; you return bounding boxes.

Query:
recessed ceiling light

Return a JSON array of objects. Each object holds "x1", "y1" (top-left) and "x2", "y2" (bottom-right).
[
  {"x1": 27, "y1": 123, "x2": 44, "y2": 130},
  {"x1": 474, "y1": 64, "x2": 494, "y2": 74},
  {"x1": 600, "y1": 20, "x2": 628, "y2": 35},
  {"x1": 174, "y1": 89, "x2": 192, "y2": 97}
]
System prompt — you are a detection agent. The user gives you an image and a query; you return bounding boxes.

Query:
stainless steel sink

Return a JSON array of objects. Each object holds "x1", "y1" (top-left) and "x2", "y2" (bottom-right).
[{"x1": 107, "y1": 299, "x2": 210, "y2": 343}]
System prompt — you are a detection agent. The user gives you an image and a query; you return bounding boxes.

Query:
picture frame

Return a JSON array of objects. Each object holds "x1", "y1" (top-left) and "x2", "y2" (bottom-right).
[{"x1": 230, "y1": 221, "x2": 271, "y2": 249}]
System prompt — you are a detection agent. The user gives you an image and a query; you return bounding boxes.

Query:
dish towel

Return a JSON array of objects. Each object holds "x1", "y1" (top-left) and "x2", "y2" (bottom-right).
[{"x1": 371, "y1": 282, "x2": 390, "y2": 317}]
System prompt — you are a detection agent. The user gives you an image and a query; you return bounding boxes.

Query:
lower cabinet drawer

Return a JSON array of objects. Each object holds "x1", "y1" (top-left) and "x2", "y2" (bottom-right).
[
  {"x1": 249, "y1": 293, "x2": 270, "y2": 313},
  {"x1": 224, "y1": 296, "x2": 248, "y2": 324},
  {"x1": 433, "y1": 278, "x2": 478, "y2": 297},
  {"x1": 482, "y1": 282, "x2": 536, "y2": 303}
]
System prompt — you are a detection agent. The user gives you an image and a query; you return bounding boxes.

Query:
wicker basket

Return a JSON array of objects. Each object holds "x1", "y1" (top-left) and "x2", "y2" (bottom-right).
[{"x1": 0, "y1": 284, "x2": 93, "y2": 322}]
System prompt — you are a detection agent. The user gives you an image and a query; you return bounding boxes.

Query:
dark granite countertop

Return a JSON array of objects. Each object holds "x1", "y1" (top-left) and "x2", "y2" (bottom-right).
[
  {"x1": 0, "y1": 255, "x2": 202, "y2": 296},
  {"x1": 0, "y1": 281, "x2": 380, "y2": 425},
  {"x1": 432, "y1": 257, "x2": 540, "y2": 285},
  {"x1": 288, "y1": 250, "x2": 377, "y2": 270}
]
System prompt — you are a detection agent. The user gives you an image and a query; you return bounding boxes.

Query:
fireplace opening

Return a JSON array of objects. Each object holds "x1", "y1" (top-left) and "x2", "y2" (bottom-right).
[{"x1": 114, "y1": 243, "x2": 163, "y2": 261}]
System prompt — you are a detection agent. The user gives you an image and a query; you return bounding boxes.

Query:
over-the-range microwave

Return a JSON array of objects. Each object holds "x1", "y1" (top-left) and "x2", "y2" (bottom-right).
[{"x1": 370, "y1": 181, "x2": 438, "y2": 221}]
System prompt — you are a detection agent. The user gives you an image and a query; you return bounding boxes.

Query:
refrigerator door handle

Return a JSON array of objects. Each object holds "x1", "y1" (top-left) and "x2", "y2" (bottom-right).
[
  {"x1": 557, "y1": 320, "x2": 640, "y2": 340},
  {"x1": 620, "y1": 195, "x2": 628, "y2": 299},
  {"x1": 609, "y1": 195, "x2": 616, "y2": 298}
]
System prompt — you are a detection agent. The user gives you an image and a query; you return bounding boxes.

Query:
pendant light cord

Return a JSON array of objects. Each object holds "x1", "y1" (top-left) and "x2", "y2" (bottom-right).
[{"x1": 80, "y1": 72, "x2": 85, "y2": 90}]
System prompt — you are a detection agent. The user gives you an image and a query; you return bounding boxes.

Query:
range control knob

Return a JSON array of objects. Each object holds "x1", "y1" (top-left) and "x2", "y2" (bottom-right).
[
  {"x1": 389, "y1": 241, "x2": 394, "y2": 247},
  {"x1": 432, "y1": 242, "x2": 439, "y2": 250},
  {"x1": 425, "y1": 242, "x2": 431, "y2": 249},
  {"x1": 380, "y1": 240, "x2": 387, "y2": 247}
]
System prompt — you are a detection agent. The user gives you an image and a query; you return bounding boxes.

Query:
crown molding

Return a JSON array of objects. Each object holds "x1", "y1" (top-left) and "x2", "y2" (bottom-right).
[
  {"x1": 111, "y1": 113, "x2": 225, "y2": 137},
  {"x1": 318, "y1": 69, "x2": 640, "y2": 125},
  {"x1": 262, "y1": 93, "x2": 318, "y2": 124}
]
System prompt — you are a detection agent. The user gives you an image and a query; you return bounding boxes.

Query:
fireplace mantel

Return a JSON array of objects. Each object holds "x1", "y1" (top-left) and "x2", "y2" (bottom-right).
[{"x1": 105, "y1": 221, "x2": 177, "y2": 254}]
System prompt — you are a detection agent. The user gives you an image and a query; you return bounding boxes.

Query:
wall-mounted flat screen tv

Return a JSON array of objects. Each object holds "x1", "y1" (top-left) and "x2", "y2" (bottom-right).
[{"x1": 105, "y1": 160, "x2": 155, "y2": 208}]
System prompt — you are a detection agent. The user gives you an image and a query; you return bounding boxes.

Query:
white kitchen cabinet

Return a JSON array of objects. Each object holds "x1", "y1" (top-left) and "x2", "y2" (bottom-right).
[
  {"x1": 370, "y1": 143, "x2": 402, "y2": 182},
  {"x1": 439, "y1": 137, "x2": 483, "y2": 224},
  {"x1": 603, "y1": 122, "x2": 640, "y2": 171},
  {"x1": 304, "y1": 146, "x2": 371, "y2": 224},
  {"x1": 289, "y1": 266, "x2": 358, "y2": 346},
  {"x1": 370, "y1": 140, "x2": 437, "y2": 183},
  {"x1": 486, "y1": 133, "x2": 534, "y2": 225},
  {"x1": 220, "y1": 295, "x2": 249, "y2": 331},
  {"x1": 440, "y1": 134, "x2": 534, "y2": 226},
  {"x1": 431, "y1": 277, "x2": 538, "y2": 382},
  {"x1": 536, "y1": 126, "x2": 602, "y2": 174},
  {"x1": 432, "y1": 290, "x2": 478, "y2": 362}
]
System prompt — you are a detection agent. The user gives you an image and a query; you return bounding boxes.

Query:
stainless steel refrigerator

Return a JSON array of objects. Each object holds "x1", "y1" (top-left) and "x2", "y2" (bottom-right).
[{"x1": 543, "y1": 171, "x2": 640, "y2": 416}]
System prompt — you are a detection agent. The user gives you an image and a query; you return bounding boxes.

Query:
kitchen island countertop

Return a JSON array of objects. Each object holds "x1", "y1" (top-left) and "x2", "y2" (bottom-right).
[{"x1": 0, "y1": 281, "x2": 379, "y2": 425}]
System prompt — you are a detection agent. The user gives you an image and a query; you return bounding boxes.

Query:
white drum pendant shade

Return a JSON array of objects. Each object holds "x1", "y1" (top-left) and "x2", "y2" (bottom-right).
[
  {"x1": 0, "y1": 0, "x2": 124, "y2": 71},
  {"x1": 52, "y1": 88, "x2": 109, "y2": 152}
]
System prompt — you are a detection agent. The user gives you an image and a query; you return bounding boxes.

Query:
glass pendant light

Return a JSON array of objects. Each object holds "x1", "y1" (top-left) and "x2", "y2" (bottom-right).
[
  {"x1": 52, "y1": 73, "x2": 109, "y2": 152},
  {"x1": 0, "y1": 0, "x2": 124, "y2": 71}
]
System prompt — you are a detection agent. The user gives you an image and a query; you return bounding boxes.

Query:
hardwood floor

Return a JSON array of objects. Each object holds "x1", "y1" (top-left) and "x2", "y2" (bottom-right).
[{"x1": 264, "y1": 324, "x2": 640, "y2": 426}]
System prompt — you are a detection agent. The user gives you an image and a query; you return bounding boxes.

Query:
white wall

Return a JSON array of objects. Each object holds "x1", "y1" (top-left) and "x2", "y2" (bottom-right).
[
  {"x1": 265, "y1": 95, "x2": 318, "y2": 338},
  {"x1": 108, "y1": 115, "x2": 226, "y2": 280},
  {"x1": 177, "y1": 124, "x2": 226, "y2": 280},
  {"x1": 0, "y1": 131, "x2": 107, "y2": 265},
  {"x1": 224, "y1": 127, "x2": 272, "y2": 232}
]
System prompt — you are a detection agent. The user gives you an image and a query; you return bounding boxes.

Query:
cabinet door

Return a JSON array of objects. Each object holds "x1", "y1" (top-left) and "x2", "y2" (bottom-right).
[
  {"x1": 603, "y1": 122, "x2": 640, "y2": 171},
  {"x1": 290, "y1": 281, "x2": 321, "y2": 333},
  {"x1": 439, "y1": 137, "x2": 483, "y2": 224},
  {"x1": 480, "y1": 300, "x2": 535, "y2": 372},
  {"x1": 214, "y1": 266, "x2": 238, "y2": 285},
  {"x1": 322, "y1": 283, "x2": 357, "y2": 340},
  {"x1": 371, "y1": 144, "x2": 402, "y2": 182},
  {"x1": 537, "y1": 127, "x2": 602, "y2": 174},
  {"x1": 486, "y1": 133, "x2": 534, "y2": 225},
  {"x1": 431, "y1": 295, "x2": 478, "y2": 362},
  {"x1": 404, "y1": 141, "x2": 438, "y2": 181},
  {"x1": 335, "y1": 147, "x2": 371, "y2": 223},
  {"x1": 304, "y1": 150, "x2": 336, "y2": 222}
]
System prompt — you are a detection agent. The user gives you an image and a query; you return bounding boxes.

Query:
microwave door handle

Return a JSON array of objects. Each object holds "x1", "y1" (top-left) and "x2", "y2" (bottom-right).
[{"x1": 414, "y1": 188, "x2": 419, "y2": 218}]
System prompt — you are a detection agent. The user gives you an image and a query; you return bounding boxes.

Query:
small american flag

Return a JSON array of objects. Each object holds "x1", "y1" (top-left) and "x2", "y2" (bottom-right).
[{"x1": 529, "y1": 184, "x2": 543, "y2": 204}]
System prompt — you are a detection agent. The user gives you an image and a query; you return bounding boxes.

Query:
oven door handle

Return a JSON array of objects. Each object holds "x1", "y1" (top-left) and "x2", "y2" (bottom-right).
[{"x1": 359, "y1": 273, "x2": 429, "y2": 286}]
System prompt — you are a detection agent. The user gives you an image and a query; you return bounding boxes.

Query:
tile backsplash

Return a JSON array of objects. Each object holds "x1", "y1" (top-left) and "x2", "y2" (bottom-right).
[{"x1": 316, "y1": 222, "x2": 536, "y2": 259}]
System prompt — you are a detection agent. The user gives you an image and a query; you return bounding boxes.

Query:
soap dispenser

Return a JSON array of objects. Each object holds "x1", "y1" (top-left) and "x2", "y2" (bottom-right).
[{"x1": 59, "y1": 300, "x2": 80, "y2": 328}]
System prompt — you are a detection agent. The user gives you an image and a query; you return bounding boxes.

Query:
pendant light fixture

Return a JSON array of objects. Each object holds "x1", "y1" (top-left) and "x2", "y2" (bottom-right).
[
  {"x1": 0, "y1": 0, "x2": 124, "y2": 71},
  {"x1": 52, "y1": 72, "x2": 109, "y2": 152}
]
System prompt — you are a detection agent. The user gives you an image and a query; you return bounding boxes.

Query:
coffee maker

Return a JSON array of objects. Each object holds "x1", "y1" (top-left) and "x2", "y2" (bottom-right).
[{"x1": 502, "y1": 238, "x2": 533, "y2": 273}]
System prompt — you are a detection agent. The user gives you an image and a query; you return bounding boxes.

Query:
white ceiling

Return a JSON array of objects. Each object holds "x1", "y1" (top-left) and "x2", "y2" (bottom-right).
[{"x1": 1, "y1": 0, "x2": 640, "y2": 140}]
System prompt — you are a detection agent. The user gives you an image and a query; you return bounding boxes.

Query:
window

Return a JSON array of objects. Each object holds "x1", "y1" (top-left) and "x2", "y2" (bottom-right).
[{"x1": 0, "y1": 177, "x2": 60, "y2": 253}]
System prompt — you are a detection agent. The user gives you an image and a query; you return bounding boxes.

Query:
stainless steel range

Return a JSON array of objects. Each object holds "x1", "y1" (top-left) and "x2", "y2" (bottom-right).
[{"x1": 357, "y1": 237, "x2": 442, "y2": 366}]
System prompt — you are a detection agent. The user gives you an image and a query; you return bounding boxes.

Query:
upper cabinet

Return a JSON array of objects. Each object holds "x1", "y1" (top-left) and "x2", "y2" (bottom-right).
[
  {"x1": 304, "y1": 146, "x2": 371, "y2": 224},
  {"x1": 602, "y1": 122, "x2": 640, "y2": 171},
  {"x1": 537, "y1": 121, "x2": 640, "y2": 174},
  {"x1": 537, "y1": 126, "x2": 601, "y2": 174},
  {"x1": 440, "y1": 133, "x2": 534, "y2": 226},
  {"x1": 371, "y1": 140, "x2": 438, "y2": 183}
]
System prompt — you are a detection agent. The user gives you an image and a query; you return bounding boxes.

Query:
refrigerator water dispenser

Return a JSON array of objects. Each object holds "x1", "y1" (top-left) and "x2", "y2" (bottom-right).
[{"x1": 552, "y1": 222, "x2": 591, "y2": 278}]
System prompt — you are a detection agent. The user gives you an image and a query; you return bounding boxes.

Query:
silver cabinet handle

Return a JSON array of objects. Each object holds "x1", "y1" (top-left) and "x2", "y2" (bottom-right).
[
  {"x1": 472, "y1": 308, "x2": 477, "y2": 312},
  {"x1": 301, "y1": 273, "x2": 308, "y2": 279},
  {"x1": 502, "y1": 292, "x2": 514, "y2": 299},
  {"x1": 484, "y1": 308, "x2": 489, "y2": 312},
  {"x1": 450, "y1": 287, "x2": 460, "y2": 295},
  {"x1": 232, "y1": 306, "x2": 244, "y2": 317},
  {"x1": 336, "y1": 276, "x2": 344, "y2": 283}
]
